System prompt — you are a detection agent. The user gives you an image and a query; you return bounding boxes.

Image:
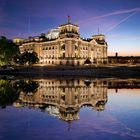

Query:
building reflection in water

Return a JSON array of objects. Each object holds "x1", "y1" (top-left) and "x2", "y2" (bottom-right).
[
  {"x1": 13, "y1": 79, "x2": 108, "y2": 121},
  {"x1": 12, "y1": 78, "x2": 140, "y2": 122}
]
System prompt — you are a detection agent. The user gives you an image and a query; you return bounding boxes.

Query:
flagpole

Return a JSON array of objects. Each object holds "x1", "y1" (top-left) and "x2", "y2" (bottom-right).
[{"x1": 68, "y1": 15, "x2": 71, "y2": 23}]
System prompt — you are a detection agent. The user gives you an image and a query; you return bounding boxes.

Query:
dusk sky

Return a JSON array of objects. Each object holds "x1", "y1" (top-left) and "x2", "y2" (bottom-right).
[{"x1": 0, "y1": 0, "x2": 140, "y2": 56}]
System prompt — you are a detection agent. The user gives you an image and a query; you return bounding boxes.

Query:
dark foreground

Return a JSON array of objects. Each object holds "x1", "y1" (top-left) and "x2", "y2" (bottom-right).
[{"x1": 0, "y1": 65, "x2": 140, "y2": 78}]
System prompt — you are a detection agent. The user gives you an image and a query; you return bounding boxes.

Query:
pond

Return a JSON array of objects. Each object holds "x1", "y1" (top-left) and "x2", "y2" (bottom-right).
[{"x1": 0, "y1": 78, "x2": 140, "y2": 140}]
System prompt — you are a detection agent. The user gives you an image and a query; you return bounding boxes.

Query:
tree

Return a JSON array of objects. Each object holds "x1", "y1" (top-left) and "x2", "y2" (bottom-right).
[
  {"x1": 14, "y1": 80, "x2": 39, "y2": 94},
  {"x1": 0, "y1": 36, "x2": 20, "y2": 66},
  {"x1": 0, "y1": 79, "x2": 20, "y2": 108},
  {"x1": 19, "y1": 51, "x2": 39, "y2": 66},
  {"x1": 0, "y1": 79, "x2": 39, "y2": 108}
]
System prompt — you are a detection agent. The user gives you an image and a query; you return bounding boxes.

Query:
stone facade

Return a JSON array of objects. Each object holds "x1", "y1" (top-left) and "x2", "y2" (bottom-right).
[{"x1": 14, "y1": 20, "x2": 108, "y2": 66}]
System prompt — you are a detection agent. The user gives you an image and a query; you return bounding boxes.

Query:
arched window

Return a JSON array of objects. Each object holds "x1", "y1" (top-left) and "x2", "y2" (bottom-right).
[
  {"x1": 75, "y1": 45, "x2": 78, "y2": 50},
  {"x1": 61, "y1": 45, "x2": 65, "y2": 50}
]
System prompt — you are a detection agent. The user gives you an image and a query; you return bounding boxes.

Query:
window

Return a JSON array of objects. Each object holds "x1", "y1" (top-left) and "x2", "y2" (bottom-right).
[
  {"x1": 61, "y1": 45, "x2": 65, "y2": 50},
  {"x1": 63, "y1": 52, "x2": 65, "y2": 58},
  {"x1": 75, "y1": 45, "x2": 78, "y2": 50},
  {"x1": 63, "y1": 88, "x2": 65, "y2": 92}
]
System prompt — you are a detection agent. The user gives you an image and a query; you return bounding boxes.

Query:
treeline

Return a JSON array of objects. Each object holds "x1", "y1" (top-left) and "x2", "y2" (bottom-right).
[
  {"x1": 0, "y1": 79, "x2": 39, "y2": 108},
  {"x1": 0, "y1": 36, "x2": 39, "y2": 67}
]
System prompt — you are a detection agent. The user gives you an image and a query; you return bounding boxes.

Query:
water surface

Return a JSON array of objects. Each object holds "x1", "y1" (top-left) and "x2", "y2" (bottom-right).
[{"x1": 0, "y1": 78, "x2": 140, "y2": 140}]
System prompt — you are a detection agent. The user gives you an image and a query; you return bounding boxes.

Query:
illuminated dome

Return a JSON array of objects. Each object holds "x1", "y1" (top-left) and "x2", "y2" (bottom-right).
[
  {"x1": 45, "y1": 105, "x2": 59, "y2": 117},
  {"x1": 45, "y1": 28, "x2": 60, "y2": 39}
]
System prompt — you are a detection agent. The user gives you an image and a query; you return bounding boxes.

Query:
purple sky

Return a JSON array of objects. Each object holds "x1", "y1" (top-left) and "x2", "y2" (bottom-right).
[{"x1": 0, "y1": 0, "x2": 140, "y2": 55}]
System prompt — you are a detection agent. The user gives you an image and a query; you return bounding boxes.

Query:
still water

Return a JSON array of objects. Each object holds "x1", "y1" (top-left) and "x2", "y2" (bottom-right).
[{"x1": 0, "y1": 78, "x2": 140, "y2": 140}]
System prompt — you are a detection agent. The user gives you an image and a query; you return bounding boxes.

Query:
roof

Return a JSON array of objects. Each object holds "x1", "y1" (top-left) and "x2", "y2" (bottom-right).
[
  {"x1": 59, "y1": 23, "x2": 79, "y2": 27},
  {"x1": 92, "y1": 34, "x2": 105, "y2": 37}
]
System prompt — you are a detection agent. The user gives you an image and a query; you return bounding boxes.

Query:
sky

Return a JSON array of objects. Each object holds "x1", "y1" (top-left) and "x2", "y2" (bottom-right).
[{"x1": 0, "y1": 0, "x2": 140, "y2": 56}]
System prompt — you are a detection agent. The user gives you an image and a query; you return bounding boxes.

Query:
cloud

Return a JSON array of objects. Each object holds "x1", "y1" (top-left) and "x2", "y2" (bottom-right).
[
  {"x1": 77, "y1": 7, "x2": 140, "y2": 26},
  {"x1": 105, "y1": 10, "x2": 139, "y2": 33},
  {"x1": 95, "y1": 8, "x2": 140, "y2": 19}
]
